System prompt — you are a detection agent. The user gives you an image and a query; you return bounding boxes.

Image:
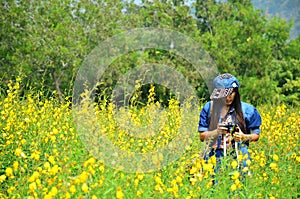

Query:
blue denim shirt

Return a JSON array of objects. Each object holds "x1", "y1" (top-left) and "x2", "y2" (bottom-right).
[{"x1": 198, "y1": 101, "x2": 262, "y2": 135}]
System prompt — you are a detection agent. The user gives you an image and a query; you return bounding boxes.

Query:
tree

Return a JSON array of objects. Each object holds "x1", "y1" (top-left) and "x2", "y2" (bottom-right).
[
  {"x1": 195, "y1": 0, "x2": 291, "y2": 77},
  {"x1": 284, "y1": 36, "x2": 300, "y2": 60},
  {"x1": 0, "y1": 0, "x2": 126, "y2": 101}
]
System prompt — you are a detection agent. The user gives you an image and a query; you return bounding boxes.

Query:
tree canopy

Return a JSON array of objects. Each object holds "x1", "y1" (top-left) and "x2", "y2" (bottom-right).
[{"x1": 1, "y1": 0, "x2": 299, "y2": 106}]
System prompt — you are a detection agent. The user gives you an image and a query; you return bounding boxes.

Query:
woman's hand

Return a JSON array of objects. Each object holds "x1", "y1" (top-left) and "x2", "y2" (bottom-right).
[
  {"x1": 233, "y1": 125, "x2": 245, "y2": 142},
  {"x1": 217, "y1": 122, "x2": 230, "y2": 135}
]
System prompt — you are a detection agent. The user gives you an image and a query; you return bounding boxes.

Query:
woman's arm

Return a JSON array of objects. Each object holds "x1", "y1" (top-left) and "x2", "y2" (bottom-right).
[
  {"x1": 199, "y1": 124, "x2": 228, "y2": 142},
  {"x1": 241, "y1": 133, "x2": 260, "y2": 142},
  {"x1": 199, "y1": 130, "x2": 218, "y2": 142},
  {"x1": 233, "y1": 126, "x2": 260, "y2": 142},
  {"x1": 241, "y1": 102, "x2": 262, "y2": 142}
]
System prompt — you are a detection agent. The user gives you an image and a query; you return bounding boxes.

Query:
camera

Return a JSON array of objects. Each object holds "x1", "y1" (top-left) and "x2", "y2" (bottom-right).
[{"x1": 220, "y1": 122, "x2": 236, "y2": 134}]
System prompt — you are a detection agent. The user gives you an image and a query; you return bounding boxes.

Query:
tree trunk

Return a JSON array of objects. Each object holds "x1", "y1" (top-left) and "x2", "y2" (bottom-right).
[{"x1": 50, "y1": 69, "x2": 64, "y2": 103}]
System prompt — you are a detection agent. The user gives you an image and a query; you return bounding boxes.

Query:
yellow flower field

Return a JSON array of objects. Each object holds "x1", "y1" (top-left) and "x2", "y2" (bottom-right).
[{"x1": 0, "y1": 79, "x2": 299, "y2": 199}]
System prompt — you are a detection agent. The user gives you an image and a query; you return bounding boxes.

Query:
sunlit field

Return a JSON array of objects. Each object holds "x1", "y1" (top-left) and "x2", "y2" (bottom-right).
[{"x1": 1, "y1": 79, "x2": 299, "y2": 199}]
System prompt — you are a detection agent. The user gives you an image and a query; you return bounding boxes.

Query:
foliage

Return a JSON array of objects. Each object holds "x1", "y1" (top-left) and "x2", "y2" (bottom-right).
[
  {"x1": 195, "y1": 0, "x2": 291, "y2": 76},
  {"x1": 239, "y1": 75, "x2": 281, "y2": 105},
  {"x1": 0, "y1": 0, "x2": 126, "y2": 101},
  {"x1": 267, "y1": 59, "x2": 300, "y2": 106},
  {"x1": 0, "y1": 0, "x2": 299, "y2": 105},
  {"x1": 284, "y1": 36, "x2": 300, "y2": 60}
]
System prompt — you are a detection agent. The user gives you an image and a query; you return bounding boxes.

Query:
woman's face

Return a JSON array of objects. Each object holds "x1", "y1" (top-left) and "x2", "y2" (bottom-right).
[{"x1": 223, "y1": 91, "x2": 236, "y2": 106}]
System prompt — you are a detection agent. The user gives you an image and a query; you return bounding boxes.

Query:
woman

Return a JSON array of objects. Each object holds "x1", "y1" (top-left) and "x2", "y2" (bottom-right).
[{"x1": 198, "y1": 73, "x2": 262, "y2": 166}]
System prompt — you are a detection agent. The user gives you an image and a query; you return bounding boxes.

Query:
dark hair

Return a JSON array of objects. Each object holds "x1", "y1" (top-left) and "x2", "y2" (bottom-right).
[{"x1": 209, "y1": 88, "x2": 246, "y2": 134}]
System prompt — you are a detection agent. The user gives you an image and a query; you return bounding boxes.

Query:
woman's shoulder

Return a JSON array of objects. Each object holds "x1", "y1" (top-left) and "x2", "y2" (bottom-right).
[
  {"x1": 200, "y1": 101, "x2": 212, "y2": 113},
  {"x1": 201, "y1": 101, "x2": 212, "y2": 109},
  {"x1": 241, "y1": 101, "x2": 255, "y2": 108},
  {"x1": 241, "y1": 101, "x2": 259, "y2": 115}
]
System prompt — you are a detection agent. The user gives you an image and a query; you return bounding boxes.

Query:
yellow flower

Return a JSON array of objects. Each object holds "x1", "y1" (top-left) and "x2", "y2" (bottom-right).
[
  {"x1": 0, "y1": 175, "x2": 6, "y2": 183},
  {"x1": 270, "y1": 162, "x2": 279, "y2": 172},
  {"x1": 29, "y1": 182, "x2": 37, "y2": 192},
  {"x1": 290, "y1": 153, "x2": 297, "y2": 159},
  {"x1": 50, "y1": 165, "x2": 59, "y2": 175},
  {"x1": 231, "y1": 160, "x2": 238, "y2": 169},
  {"x1": 246, "y1": 159, "x2": 251, "y2": 166},
  {"x1": 237, "y1": 153, "x2": 243, "y2": 162},
  {"x1": 48, "y1": 156, "x2": 55, "y2": 165},
  {"x1": 175, "y1": 176, "x2": 182, "y2": 184},
  {"x1": 262, "y1": 172, "x2": 268, "y2": 180},
  {"x1": 137, "y1": 174, "x2": 144, "y2": 181},
  {"x1": 84, "y1": 157, "x2": 96, "y2": 167},
  {"x1": 50, "y1": 135, "x2": 56, "y2": 142},
  {"x1": 82, "y1": 183, "x2": 89, "y2": 193},
  {"x1": 189, "y1": 166, "x2": 198, "y2": 175},
  {"x1": 206, "y1": 180, "x2": 213, "y2": 189},
  {"x1": 44, "y1": 162, "x2": 51, "y2": 170},
  {"x1": 242, "y1": 167, "x2": 249, "y2": 173},
  {"x1": 70, "y1": 185, "x2": 76, "y2": 193},
  {"x1": 243, "y1": 153, "x2": 249, "y2": 160},
  {"x1": 154, "y1": 184, "x2": 164, "y2": 194},
  {"x1": 49, "y1": 187, "x2": 58, "y2": 196},
  {"x1": 5, "y1": 167, "x2": 13, "y2": 177},
  {"x1": 230, "y1": 184, "x2": 237, "y2": 192},
  {"x1": 14, "y1": 148, "x2": 22, "y2": 157},
  {"x1": 231, "y1": 171, "x2": 240, "y2": 180},
  {"x1": 273, "y1": 154, "x2": 279, "y2": 161},
  {"x1": 154, "y1": 176, "x2": 163, "y2": 185},
  {"x1": 99, "y1": 165, "x2": 105, "y2": 173},
  {"x1": 36, "y1": 179, "x2": 42, "y2": 187},
  {"x1": 78, "y1": 171, "x2": 88, "y2": 183},
  {"x1": 134, "y1": 179, "x2": 139, "y2": 187},
  {"x1": 259, "y1": 159, "x2": 266, "y2": 167},
  {"x1": 44, "y1": 194, "x2": 52, "y2": 199},
  {"x1": 272, "y1": 177, "x2": 279, "y2": 184},
  {"x1": 31, "y1": 152, "x2": 40, "y2": 161},
  {"x1": 203, "y1": 163, "x2": 213, "y2": 173},
  {"x1": 7, "y1": 186, "x2": 16, "y2": 194},
  {"x1": 136, "y1": 190, "x2": 143, "y2": 197},
  {"x1": 189, "y1": 177, "x2": 197, "y2": 185},
  {"x1": 296, "y1": 156, "x2": 300, "y2": 163},
  {"x1": 65, "y1": 192, "x2": 71, "y2": 199},
  {"x1": 235, "y1": 179, "x2": 241, "y2": 188},
  {"x1": 116, "y1": 186, "x2": 124, "y2": 199},
  {"x1": 208, "y1": 156, "x2": 216, "y2": 166},
  {"x1": 13, "y1": 161, "x2": 19, "y2": 171},
  {"x1": 29, "y1": 171, "x2": 40, "y2": 182}
]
